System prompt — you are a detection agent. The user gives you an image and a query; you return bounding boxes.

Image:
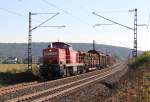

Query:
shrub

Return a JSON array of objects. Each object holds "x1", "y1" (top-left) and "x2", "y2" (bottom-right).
[{"x1": 129, "y1": 51, "x2": 150, "y2": 69}]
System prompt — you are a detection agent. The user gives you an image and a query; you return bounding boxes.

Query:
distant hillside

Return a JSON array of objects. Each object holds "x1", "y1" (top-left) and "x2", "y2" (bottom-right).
[{"x1": 0, "y1": 42, "x2": 140, "y2": 60}]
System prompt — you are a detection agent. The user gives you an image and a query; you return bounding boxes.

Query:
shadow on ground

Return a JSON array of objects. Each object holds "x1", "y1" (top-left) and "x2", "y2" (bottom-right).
[{"x1": 0, "y1": 71, "x2": 40, "y2": 87}]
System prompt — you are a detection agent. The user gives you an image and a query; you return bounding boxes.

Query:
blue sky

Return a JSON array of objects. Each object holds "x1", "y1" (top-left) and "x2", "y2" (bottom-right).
[{"x1": 0, "y1": 0, "x2": 150, "y2": 51}]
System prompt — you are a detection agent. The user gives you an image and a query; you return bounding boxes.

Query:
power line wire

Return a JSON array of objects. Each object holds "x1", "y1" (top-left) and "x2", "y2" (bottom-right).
[
  {"x1": 0, "y1": 7, "x2": 25, "y2": 17},
  {"x1": 0, "y1": 7, "x2": 47, "y2": 23},
  {"x1": 41, "y1": 0, "x2": 91, "y2": 27},
  {"x1": 93, "y1": 12, "x2": 134, "y2": 30},
  {"x1": 31, "y1": 13, "x2": 60, "y2": 31},
  {"x1": 96, "y1": 10, "x2": 130, "y2": 14}
]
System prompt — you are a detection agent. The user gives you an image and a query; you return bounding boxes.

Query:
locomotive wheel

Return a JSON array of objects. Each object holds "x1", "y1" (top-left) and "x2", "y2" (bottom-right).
[{"x1": 47, "y1": 68, "x2": 53, "y2": 80}]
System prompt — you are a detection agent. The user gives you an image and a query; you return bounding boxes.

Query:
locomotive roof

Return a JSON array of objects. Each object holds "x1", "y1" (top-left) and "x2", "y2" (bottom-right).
[{"x1": 52, "y1": 42, "x2": 71, "y2": 47}]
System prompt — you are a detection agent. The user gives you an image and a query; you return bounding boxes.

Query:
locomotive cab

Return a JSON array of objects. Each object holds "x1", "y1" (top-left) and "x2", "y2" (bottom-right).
[{"x1": 52, "y1": 42, "x2": 72, "y2": 50}]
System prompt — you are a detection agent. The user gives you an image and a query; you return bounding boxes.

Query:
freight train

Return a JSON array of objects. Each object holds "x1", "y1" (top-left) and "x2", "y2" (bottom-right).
[{"x1": 39, "y1": 42, "x2": 115, "y2": 80}]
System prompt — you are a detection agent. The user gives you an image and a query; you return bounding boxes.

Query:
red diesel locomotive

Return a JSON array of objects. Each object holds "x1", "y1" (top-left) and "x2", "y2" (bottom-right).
[{"x1": 39, "y1": 42, "x2": 115, "y2": 80}]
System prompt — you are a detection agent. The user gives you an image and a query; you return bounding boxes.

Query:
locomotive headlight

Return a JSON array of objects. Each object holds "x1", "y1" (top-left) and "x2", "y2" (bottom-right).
[{"x1": 49, "y1": 49, "x2": 52, "y2": 52}]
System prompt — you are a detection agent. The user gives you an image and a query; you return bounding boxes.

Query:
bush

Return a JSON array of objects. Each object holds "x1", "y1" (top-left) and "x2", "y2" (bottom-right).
[{"x1": 129, "y1": 51, "x2": 150, "y2": 69}]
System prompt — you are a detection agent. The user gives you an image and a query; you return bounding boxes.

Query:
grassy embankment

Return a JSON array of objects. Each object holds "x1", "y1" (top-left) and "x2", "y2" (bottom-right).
[
  {"x1": 0, "y1": 64, "x2": 38, "y2": 73},
  {"x1": 0, "y1": 64, "x2": 39, "y2": 87},
  {"x1": 109, "y1": 51, "x2": 150, "y2": 102}
]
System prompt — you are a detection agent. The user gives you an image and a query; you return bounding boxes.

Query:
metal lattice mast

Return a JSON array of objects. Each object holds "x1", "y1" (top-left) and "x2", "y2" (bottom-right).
[
  {"x1": 93, "y1": 9, "x2": 140, "y2": 58},
  {"x1": 27, "y1": 12, "x2": 65, "y2": 71},
  {"x1": 133, "y1": 9, "x2": 137, "y2": 57},
  {"x1": 28, "y1": 12, "x2": 32, "y2": 71}
]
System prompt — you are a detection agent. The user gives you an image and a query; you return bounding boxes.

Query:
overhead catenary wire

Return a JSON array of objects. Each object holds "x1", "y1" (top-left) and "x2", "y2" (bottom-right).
[
  {"x1": 31, "y1": 12, "x2": 60, "y2": 31},
  {"x1": 93, "y1": 23, "x2": 114, "y2": 27},
  {"x1": 92, "y1": 12, "x2": 134, "y2": 30},
  {"x1": 31, "y1": 13, "x2": 58, "y2": 15},
  {"x1": 0, "y1": 7, "x2": 25, "y2": 17},
  {"x1": 41, "y1": 0, "x2": 91, "y2": 27},
  {"x1": 0, "y1": 7, "x2": 43, "y2": 23},
  {"x1": 95, "y1": 10, "x2": 131, "y2": 14}
]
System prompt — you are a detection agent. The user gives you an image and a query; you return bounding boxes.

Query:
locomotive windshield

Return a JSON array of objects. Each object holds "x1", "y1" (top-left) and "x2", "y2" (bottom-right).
[{"x1": 51, "y1": 42, "x2": 73, "y2": 50}]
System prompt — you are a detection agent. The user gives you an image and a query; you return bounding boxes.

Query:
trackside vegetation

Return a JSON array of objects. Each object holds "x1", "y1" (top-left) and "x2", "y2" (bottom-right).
[
  {"x1": 0, "y1": 64, "x2": 39, "y2": 88},
  {"x1": 0, "y1": 64, "x2": 38, "y2": 74},
  {"x1": 127, "y1": 51, "x2": 150, "y2": 101},
  {"x1": 128, "y1": 51, "x2": 150, "y2": 69},
  {"x1": 110, "y1": 52, "x2": 150, "y2": 102}
]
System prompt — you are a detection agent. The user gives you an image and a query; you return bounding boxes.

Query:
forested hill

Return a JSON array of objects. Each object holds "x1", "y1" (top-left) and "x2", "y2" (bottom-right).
[{"x1": 0, "y1": 42, "x2": 138, "y2": 60}]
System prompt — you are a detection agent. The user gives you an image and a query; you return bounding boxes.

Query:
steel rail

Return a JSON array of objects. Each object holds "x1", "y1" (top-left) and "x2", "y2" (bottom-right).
[{"x1": 0, "y1": 81, "x2": 38, "y2": 95}]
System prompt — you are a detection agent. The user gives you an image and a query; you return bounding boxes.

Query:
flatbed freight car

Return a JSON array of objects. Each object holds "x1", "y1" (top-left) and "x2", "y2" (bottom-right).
[{"x1": 39, "y1": 42, "x2": 115, "y2": 80}]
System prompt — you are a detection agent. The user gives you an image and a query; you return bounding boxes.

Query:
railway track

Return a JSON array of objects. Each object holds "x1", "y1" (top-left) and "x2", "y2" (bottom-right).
[
  {"x1": 33, "y1": 63, "x2": 127, "y2": 102},
  {"x1": 0, "y1": 63, "x2": 126, "y2": 102},
  {"x1": 0, "y1": 81, "x2": 38, "y2": 95}
]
